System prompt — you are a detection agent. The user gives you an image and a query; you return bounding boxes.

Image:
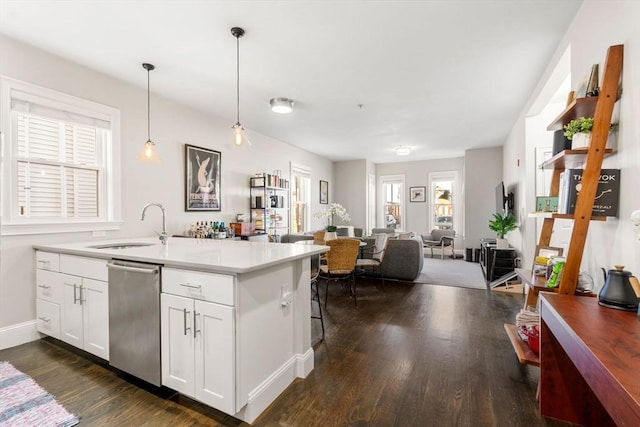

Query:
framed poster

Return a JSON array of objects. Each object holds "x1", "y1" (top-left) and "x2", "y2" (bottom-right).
[
  {"x1": 320, "y1": 180, "x2": 328, "y2": 204},
  {"x1": 185, "y1": 144, "x2": 221, "y2": 211},
  {"x1": 410, "y1": 186, "x2": 426, "y2": 202}
]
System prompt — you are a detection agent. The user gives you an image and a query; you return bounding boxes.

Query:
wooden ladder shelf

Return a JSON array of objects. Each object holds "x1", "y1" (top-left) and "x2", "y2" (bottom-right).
[{"x1": 507, "y1": 44, "x2": 623, "y2": 370}]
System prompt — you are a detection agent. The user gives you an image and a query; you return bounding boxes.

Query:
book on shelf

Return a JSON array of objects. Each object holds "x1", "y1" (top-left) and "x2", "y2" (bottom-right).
[
  {"x1": 251, "y1": 173, "x2": 289, "y2": 189},
  {"x1": 557, "y1": 168, "x2": 620, "y2": 217}
]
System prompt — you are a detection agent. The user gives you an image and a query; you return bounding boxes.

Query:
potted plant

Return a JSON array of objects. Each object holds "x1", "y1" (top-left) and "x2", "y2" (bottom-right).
[
  {"x1": 314, "y1": 203, "x2": 351, "y2": 240},
  {"x1": 563, "y1": 117, "x2": 617, "y2": 149},
  {"x1": 488, "y1": 212, "x2": 517, "y2": 249}
]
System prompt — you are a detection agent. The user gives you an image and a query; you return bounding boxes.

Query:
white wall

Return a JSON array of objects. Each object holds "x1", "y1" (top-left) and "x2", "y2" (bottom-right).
[
  {"x1": 503, "y1": 0, "x2": 640, "y2": 288},
  {"x1": 0, "y1": 35, "x2": 333, "y2": 332},
  {"x1": 376, "y1": 157, "x2": 464, "y2": 243},
  {"x1": 463, "y1": 147, "x2": 503, "y2": 250},
  {"x1": 334, "y1": 160, "x2": 367, "y2": 228}
]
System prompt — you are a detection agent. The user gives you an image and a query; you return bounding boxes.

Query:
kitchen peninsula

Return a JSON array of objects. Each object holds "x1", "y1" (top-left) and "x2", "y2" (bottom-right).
[{"x1": 33, "y1": 237, "x2": 327, "y2": 424}]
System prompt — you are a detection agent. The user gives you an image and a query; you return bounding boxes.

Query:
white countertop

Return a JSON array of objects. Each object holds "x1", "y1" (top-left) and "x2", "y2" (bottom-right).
[{"x1": 34, "y1": 237, "x2": 328, "y2": 274}]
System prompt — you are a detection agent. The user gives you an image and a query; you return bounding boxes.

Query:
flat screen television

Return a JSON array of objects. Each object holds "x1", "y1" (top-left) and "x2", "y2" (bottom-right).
[
  {"x1": 496, "y1": 181, "x2": 514, "y2": 214},
  {"x1": 496, "y1": 182, "x2": 506, "y2": 214}
]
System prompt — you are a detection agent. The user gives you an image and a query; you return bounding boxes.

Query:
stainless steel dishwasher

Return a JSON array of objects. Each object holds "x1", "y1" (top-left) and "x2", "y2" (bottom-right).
[{"x1": 107, "y1": 259, "x2": 162, "y2": 386}]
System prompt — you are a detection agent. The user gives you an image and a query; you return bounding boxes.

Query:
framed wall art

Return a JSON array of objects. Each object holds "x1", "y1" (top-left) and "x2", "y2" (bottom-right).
[
  {"x1": 409, "y1": 186, "x2": 426, "y2": 202},
  {"x1": 185, "y1": 144, "x2": 221, "y2": 211},
  {"x1": 320, "y1": 180, "x2": 328, "y2": 204}
]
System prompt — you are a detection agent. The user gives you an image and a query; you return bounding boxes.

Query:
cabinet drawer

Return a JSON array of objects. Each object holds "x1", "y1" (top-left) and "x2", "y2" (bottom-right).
[
  {"x1": 36, "y1": 270, "x2": 63, "y2": 304},
  {"x1": 37, "y1": 299, "x2": 60, "y2": 339},
  {"x1": 60, "y1": 255, "x2": 108, "y2": 281},
  {"x1": 163, "y1": 268, "x2": 234, "y2": 305},
  {"x1": 36, "y1": 251, "x2": 60, "y2": 272}
]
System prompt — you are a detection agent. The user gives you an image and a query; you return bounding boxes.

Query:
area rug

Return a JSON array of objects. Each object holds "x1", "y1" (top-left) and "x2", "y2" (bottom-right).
[
  {"x1": 0, "y1": 361, "x2": 79, "y2": 427},
  {"x1": 414, "y1": 255, "x2": 487, "y2": 290}
]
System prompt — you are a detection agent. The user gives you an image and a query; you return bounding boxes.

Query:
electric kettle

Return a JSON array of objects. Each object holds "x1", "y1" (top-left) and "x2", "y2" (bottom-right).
[{"x1": 598, "y1": 265, "x2": 640, "y2": 311}]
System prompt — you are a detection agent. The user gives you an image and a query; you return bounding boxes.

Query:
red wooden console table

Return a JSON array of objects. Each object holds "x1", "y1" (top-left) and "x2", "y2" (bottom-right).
[{"x1": 540, "y1": 293, "x2": 640, "y2": 425}]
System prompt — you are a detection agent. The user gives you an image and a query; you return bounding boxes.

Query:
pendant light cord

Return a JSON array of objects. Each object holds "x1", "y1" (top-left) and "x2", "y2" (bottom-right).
[
  {"x1": 147, "y1": 67, "x2": 151, "y2": 141},
  {"x1": 236, "y1": 34, "x2": 240, "y2": 124}
]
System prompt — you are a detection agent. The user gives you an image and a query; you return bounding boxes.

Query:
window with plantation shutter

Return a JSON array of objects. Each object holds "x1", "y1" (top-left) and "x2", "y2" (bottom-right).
[{"x1": 1, "y1": 77, "x2": 121, "y2": 235}]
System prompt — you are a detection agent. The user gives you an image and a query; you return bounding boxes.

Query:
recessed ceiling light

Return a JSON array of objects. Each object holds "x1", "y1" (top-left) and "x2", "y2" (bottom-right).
[
  {"x1": 270, "y1": 97, "x2": 294, "y2": 114},
  {"x1": 396, "y1": 146, "x2": 411, "y2": 156}
]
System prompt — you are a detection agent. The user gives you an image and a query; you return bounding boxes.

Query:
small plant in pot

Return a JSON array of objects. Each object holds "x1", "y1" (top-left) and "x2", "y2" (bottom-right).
[
  {"x1": 563, "y1": 117, "x2": 617, "y2": 149},
  {"x1": 489, "y1": 212, "x2": 517, "y2": 249}
]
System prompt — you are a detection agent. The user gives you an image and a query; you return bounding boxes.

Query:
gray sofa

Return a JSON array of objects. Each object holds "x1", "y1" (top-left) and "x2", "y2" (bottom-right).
[{"x1": 362, "y1": 235, "x2": 424, "y2": 281}]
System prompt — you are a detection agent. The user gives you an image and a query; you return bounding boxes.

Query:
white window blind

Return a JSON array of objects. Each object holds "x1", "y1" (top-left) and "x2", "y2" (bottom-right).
[
  {"x1": 14, "y1": 108, "x2": 102, "y2": 219},
  {"x1": 1, "y1": 77, "x2": 122, "y2": 235}
]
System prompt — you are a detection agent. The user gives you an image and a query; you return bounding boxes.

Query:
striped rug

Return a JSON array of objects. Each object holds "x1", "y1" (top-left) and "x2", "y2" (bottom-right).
[{"x1": 0, "y1": 361, "x2": 78, "y2": 427}]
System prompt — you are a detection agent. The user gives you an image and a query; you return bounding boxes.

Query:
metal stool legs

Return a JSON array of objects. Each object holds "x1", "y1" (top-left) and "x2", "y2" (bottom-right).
[{"x1": 311, "y1": 277, "x2": 325, "y2": 340}]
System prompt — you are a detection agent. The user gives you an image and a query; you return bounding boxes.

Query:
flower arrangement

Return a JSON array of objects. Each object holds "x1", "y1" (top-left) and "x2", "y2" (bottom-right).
[{"x1": 314, "y1": 203, "x2": 351, "y2": 231}]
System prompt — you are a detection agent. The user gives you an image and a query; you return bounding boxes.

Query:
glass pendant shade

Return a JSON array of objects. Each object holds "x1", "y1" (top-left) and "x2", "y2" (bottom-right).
[
  {"x1": 137, "y1": 140, "x2": 160, "y2": 162},
  {"x1": 232, "y1": 123, "x2": 245, "y2": 146}
]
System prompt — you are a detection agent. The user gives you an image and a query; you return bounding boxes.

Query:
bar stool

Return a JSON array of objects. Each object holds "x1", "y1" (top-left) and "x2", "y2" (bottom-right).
[{"x1": 310, "y1": 253, "x2": 325, "y2": 340}]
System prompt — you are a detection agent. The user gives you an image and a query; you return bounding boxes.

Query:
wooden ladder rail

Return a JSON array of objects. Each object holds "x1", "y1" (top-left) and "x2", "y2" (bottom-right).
[{"x1": 558, "y1": 44, "x2": 623, "y2": 295}]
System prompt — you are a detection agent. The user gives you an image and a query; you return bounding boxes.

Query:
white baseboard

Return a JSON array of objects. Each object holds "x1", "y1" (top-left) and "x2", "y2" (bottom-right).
[
  {"x1": 295, "y1": 347, "x2": 314, "y2": 378},
  {"x1": 235, "y1": 349, "x2": 313, "y2": 424},
  {"x1": 0, "y1": 320, "x2": 40, "y2": 350}
]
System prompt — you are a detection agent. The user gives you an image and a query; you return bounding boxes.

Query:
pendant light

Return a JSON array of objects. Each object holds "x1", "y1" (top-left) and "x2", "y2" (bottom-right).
[
  {"x1": 231, "y1": 27, "x2": 250, "y2": 146},
  {"x1": 138, "y1": 62, "x2": 160, "y2": 162}
]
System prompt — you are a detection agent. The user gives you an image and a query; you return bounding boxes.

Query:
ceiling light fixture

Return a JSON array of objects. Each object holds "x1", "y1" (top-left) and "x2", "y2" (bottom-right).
[
  {"x1": 395, "y1": 146, "x2": 411, "y2": 156},
  {"x1": 270, "y1": 97, "x2": 294, "y2": 114},
  {"x1": 138, "y1": 63, "x2": 160, "y2": 162},
  {"x1": 231, "y1": 26, "x2": 250, "y2": 146}
]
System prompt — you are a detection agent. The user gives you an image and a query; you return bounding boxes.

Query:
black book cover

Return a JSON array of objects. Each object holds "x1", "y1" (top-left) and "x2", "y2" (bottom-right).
[{"x1": 564, "y1": 169, "x2": 620, "y2": 217}]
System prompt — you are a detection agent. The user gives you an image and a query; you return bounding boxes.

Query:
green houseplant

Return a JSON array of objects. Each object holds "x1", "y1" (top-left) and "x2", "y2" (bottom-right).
[
  {"x1": 563, "y1": 117, "x2": 617, "y2": 149},
  {"x1": 563, "y1": 117, "x2": 594, "y2": 141},
  {"x1": 489, "y1": 212, "x2": 517, "y2": 249}
]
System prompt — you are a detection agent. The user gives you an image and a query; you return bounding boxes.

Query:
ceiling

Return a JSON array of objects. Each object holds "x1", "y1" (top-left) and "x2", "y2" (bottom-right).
[{"x1": 0, "y1": 0, "x2": 582, "y2": 163}]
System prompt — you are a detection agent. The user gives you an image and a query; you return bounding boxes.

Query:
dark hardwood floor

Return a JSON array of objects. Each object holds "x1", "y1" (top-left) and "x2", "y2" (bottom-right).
[{"x1": 0, "y1": 277, "x2": 570, "y2": 426}]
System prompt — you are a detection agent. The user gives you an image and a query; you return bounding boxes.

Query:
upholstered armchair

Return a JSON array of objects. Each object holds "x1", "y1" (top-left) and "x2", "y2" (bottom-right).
[{"x1": 422, "y1": 229, "x2": 456, "y2": 259}]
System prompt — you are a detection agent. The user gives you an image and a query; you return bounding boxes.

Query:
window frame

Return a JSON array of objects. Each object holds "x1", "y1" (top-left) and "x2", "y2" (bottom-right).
[
  {"x1": 428, "y1": 171, "x2": 459, "y2": 232},
  {"x1": 290, "y1": 162, "x2": 311, "y2": 233},
  {"x1": 0, "y1": 77, "x2": 122, "y2": 236},
  {"x1": 379, "y1": 174, "x2": 405, "y2": 232}
]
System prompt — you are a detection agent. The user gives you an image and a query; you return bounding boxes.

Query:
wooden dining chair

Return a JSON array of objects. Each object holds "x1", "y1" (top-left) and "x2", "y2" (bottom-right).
[
  {"x1": 356, "y1": 232, "x2": 389, "y2": 291},
  {"x1": 313, "y1": 230, "x2": 326, "y2": 245},
  {"x1": 319, "y1": 238, "x2": 361, "y2": 307}
]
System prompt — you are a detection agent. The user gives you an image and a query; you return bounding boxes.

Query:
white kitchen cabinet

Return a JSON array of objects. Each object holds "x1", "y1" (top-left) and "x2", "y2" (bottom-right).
[
  {"x1": 161, "y1": 268, "x2": 235, "y2": 415},
  {"x1": 35, "y1": 251, "x2": 109, "y2": 360},
  {"x1": 36, "y1": 267, "x2": 63, "y2": 339},
  {"x1": 60, "y1": 275, "x2": 109, "y2": 359}
]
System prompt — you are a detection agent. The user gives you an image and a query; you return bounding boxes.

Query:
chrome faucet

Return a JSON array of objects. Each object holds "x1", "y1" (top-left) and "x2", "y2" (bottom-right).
[{"x1": 140, "y1": 202, "x2": 168, "y2": 245}]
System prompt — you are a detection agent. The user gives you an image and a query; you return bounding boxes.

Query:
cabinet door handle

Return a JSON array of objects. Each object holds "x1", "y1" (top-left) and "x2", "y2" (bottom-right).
[
  {"x1": 38, "y1": 284, "x2": 51, "y2": 289},
  {"x1": 183, "y1": 308, "x2": 191, "y2": 336},
  {"x1": 179, "y1": 283, "x2": 202, "y2": 290},
  {"x1": 73, "y1": 284, "x2": 79, "y2": 304},
  {"x1": 79, "y1": 285, "x2": 85, "y2": 305},
  {"x1": 38, "y1": 316, "x2": 51, "y2": 323},
  {"x1": 193, "y1": 310, "x2": 200, "y2": 338}
]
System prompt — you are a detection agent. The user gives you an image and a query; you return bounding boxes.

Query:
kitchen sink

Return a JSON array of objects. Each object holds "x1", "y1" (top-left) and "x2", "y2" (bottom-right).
[{"x1": 88, "y1": 242, "x2": 155, "y2": 250}]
